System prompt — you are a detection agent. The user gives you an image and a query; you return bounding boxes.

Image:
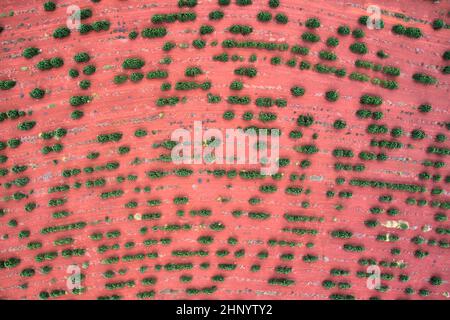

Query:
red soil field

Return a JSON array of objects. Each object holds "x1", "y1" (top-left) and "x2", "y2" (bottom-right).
[{"x1": 0, "y1": 0, "x2": 449, "y2": 300}]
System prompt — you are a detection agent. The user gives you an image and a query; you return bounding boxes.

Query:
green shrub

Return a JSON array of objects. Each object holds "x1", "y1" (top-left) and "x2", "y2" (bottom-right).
[
  {"x1": 349, "y1": 42, "x2": 368, "y2": 54},
  {"x1": 297, "y1": 114, "x2": 314, "y2": 127},
  {"x1": 113, "y1": 74, "x2": 128, "y2": 84},
  {"x1": 200, "y1": 25, "x2": 214, "y2": 35},
  {"x1": 326, "y1": 37, "x2": 339, "y2": 47},
  {"x1": 17, "y1": 121, "x2": 36, "y2": 131},
  {"x1": 79, "y1": 80, "x2": 91, "y2": 90},
  {"x1": 360, "y1": 94, "x2": 382, "y2": 106},
  {"x1": 29, "y1": 88, "x2": 45, "y2": 99},
  {"x1": 325, "y1": 90, "x2": 339, "y2": 102},
  {"x1": 142, "y1": 27, "x2": 167, "y2": 38},
  {"x1": 92, "y1": 20, "x2": 111, "y2": 32},
  {"x1": 352, "y1": 28, "x2": 365, "y2": 39},
  {"x1": 53, "y1": 26, "x2": 70, "y2": 39},
  {"x1": 192, "y1": 39, "x2": 206, "y2": 49},
  {"x1": 257, "y1": 11, "x2": 272, "y2": 22},
  {"x1": 302, "y1": 32, "x2": 320, "y2": 43},
  {"x1": 319, "y1": 50, "x2": 337, "y2": 61},
  {"x1": 71, "y1": 110, "x2": 84, "y2": 120},
  {"x1": 229, "y1": 24, "x2": 253, "y2": 35},
  {"x1": 185, "y1": 67, "x2": 202, "y2": 77},
  {"x1": 432, "y1": 19, "x2": 445, "y2": 30},
  {"x1": 0, "y1": 80, "x2": 16, "y2": 90},
  {"x1": 70, "y1": 95, "x2": 91, "y2": 106},
  {"x1": 305, "y1": 18, "x2": 320, "y2": 29},
  {"x1": 44, "y1": 1, "x2": 56, "y2": 11},
  {"x1": 23, "y1": 47, "x2": 41, "y2": 59},
  {"x1": 337, "y1": 25, "x2": 350, "y2": 35},
  {"x1": 291, "y1": 86, "x2": 305, "y2": 97},
  {"x1": 333, "y1": 119, "x2": 346, "y2": 129},
  {"x1": 130, "y1": 72, "x2": 144, "y2": 82},
  {"x1": 122, "y1": 58, "x2": 145, "y2": 69},
  {"x1": 412, "y1": 73, "x2": 437, "y2": 85},
  {"x1": 209, "y1": 10, "x2": 224, "y2": 20},
  {"x1": 74, "y1": 52, "x2": 90, "y2": 63},
  {"x1": 69, "y1": 69, "x2": 79, "y2": 78},
  {"x1": 83, "y1": 65, "x2": 96, "y2": 75},
  {"x1": 275, "y1": 13, "x2": 288, "y2": 24}
]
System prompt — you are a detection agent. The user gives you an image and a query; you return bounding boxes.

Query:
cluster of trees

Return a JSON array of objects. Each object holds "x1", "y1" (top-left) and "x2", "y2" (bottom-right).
[
  {"x1": 185, "y1": 67, "x2": 202, "y2": 77},
  {"x1": 199, "y1": 24, "x2": 214, "y2": 35},
  {"x1": 227, "y1": 95, "x2": 251, "y2": 105},
  {"x1": 0, "y1": 80, "x2": 16, "y2": 90},
  {"x1": 152, "y1": 12, "x2": 197, "y2": 24},
  {"x1": 427, "y1": 145, "x2": 450, "y2": 156},
  {"x1": 255, "y1": 97, "x2": 286, "y2": 107},
  {"x1": 342, "y1": 244, "x2": 365, "y2": 252},
  {"x1": 74, "y1": 52, "x2": 90, "y2": 63},
  {"x1": 319, "y1": 50, "x2": 337, "y2": 61},
  {"x1": 355, "y1": 109, "x2": 383, "y2": 120},
  {"x1": 349, "y1": 42, "x2": 368, "y2": 54},
  {"x1": 360, "y1": 94, "x2": 383, "y2": 106},
  {"x1": 268, "y1": 278, "x2": 295, "y2": 286},
  {"x1": 147, "y1": 70, "x2": 168, "y2": 79},
  {"x1": 97, "y1": 132, "x2": 123, "y2": 143},
  {"x1": 70, "y1": 95, "x2": 91, "y2": 106},
  {"x1": 209, "y1": 10, "x2": 224, "y2": 20},
  {"x1": 44, "y1": 1, "x2": 56, "y2": 11},
  {"x1": 291, "y1": 45, "x2": 309, "y2": 56},
  {"x1": 36, "y1": 57, "x2": 64, "y2": 70},
  {"x1": 29, "y1": 88, "x2": 45, "y2": 99},
  {"x1": 78, "y1": 20, "x2": 111, "y2": 34},
  {"x1": 305, "y1": 17, "x2": 321, "y2": 29},
  {"x1": 295, "y1": 144, "x2": 318, "y2": 154},
  {"x1": 122, "y1": 58, "x2": 145, "y2": 69},
  {"x1": 337, "y1": 25, "x2": 350, "y2": 35},
  {"x1": 100, "y1": 189, "x2": 124, "y2": 199},
  {"x1": 325, "y1": 90, "x2": 339, "y2": 102},
  {"x1": 53, "y1": 26, "x2": 71, "y2": 39},
  {"x1": 333, "y1": 149, "x2": 354, "y2": 158},
  {"x1": 349, "y1": 178, "x2": 426, "y2": 193},
  {"x1": 349, "y1": 72, "x2": 370, "y2": 82},
  {"x1": 178, "y1": 0, "x2": 197, "y2": 7},
  {"x1": 291, "y1": 86, "x2": 305, "y2": 97},
  {"x1": 370, "y1": 139, "x2": 403, "y2": 149},
  {"x1": 175, "y1": 81, "x2": 211, "y2": 91},
  {"x1": 314, "y1": 63, "x2": 346, "y2": 77},
  {"x1": 297, "y1": 114, "x2": 314, "y2": 127},
  {"x1": 142, "y1": 27, "x2": 167, "y2": 38},
  {"x1": 23, "y1": 47, "x2": 41, "y2": 59},
  {"x1": 302, "y1": 32, "x2": 320, "y2": 43},
  {"x1": 0, "y1": 257, "x2": 21, "y2": 269},
  {"x1": 258, "y1": 111, "x2": 277, "y2": 122},
  {"x1": 228, "y1": 24, "x2": 253, "y2": 35},
  {"x1": 412, "y1": 73, "x2": 437, "y2": 85},
  {"x1": 192, "y1": 39, "x2": 206, "y2": 49},
  {"x1": 331, "y1": 230, "x2": 353, "y2": 239},
  {"x1": 392, "y1": 24, "x2": 422, "y2": 38},
  {"x1": 156, "y1": 97, "x2": 180, "y2": 106},
  {"x1": 40, "y1": 221, "x2": 87, "y2": 234},
  {"x1": 234, "y1": 67, "x2": 257, "y2": 78},
  {"x1": 222, "y1": 39, "x2": 288, "y2": 51},
  {"x1": 369, "y1": 124, "x2": 392, "y2": 137}
]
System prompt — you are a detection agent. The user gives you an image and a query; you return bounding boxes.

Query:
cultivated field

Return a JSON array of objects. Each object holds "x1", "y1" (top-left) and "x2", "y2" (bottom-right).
[{"x1": 0, "y1": 0, "x2": 449, "y2": 300}]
